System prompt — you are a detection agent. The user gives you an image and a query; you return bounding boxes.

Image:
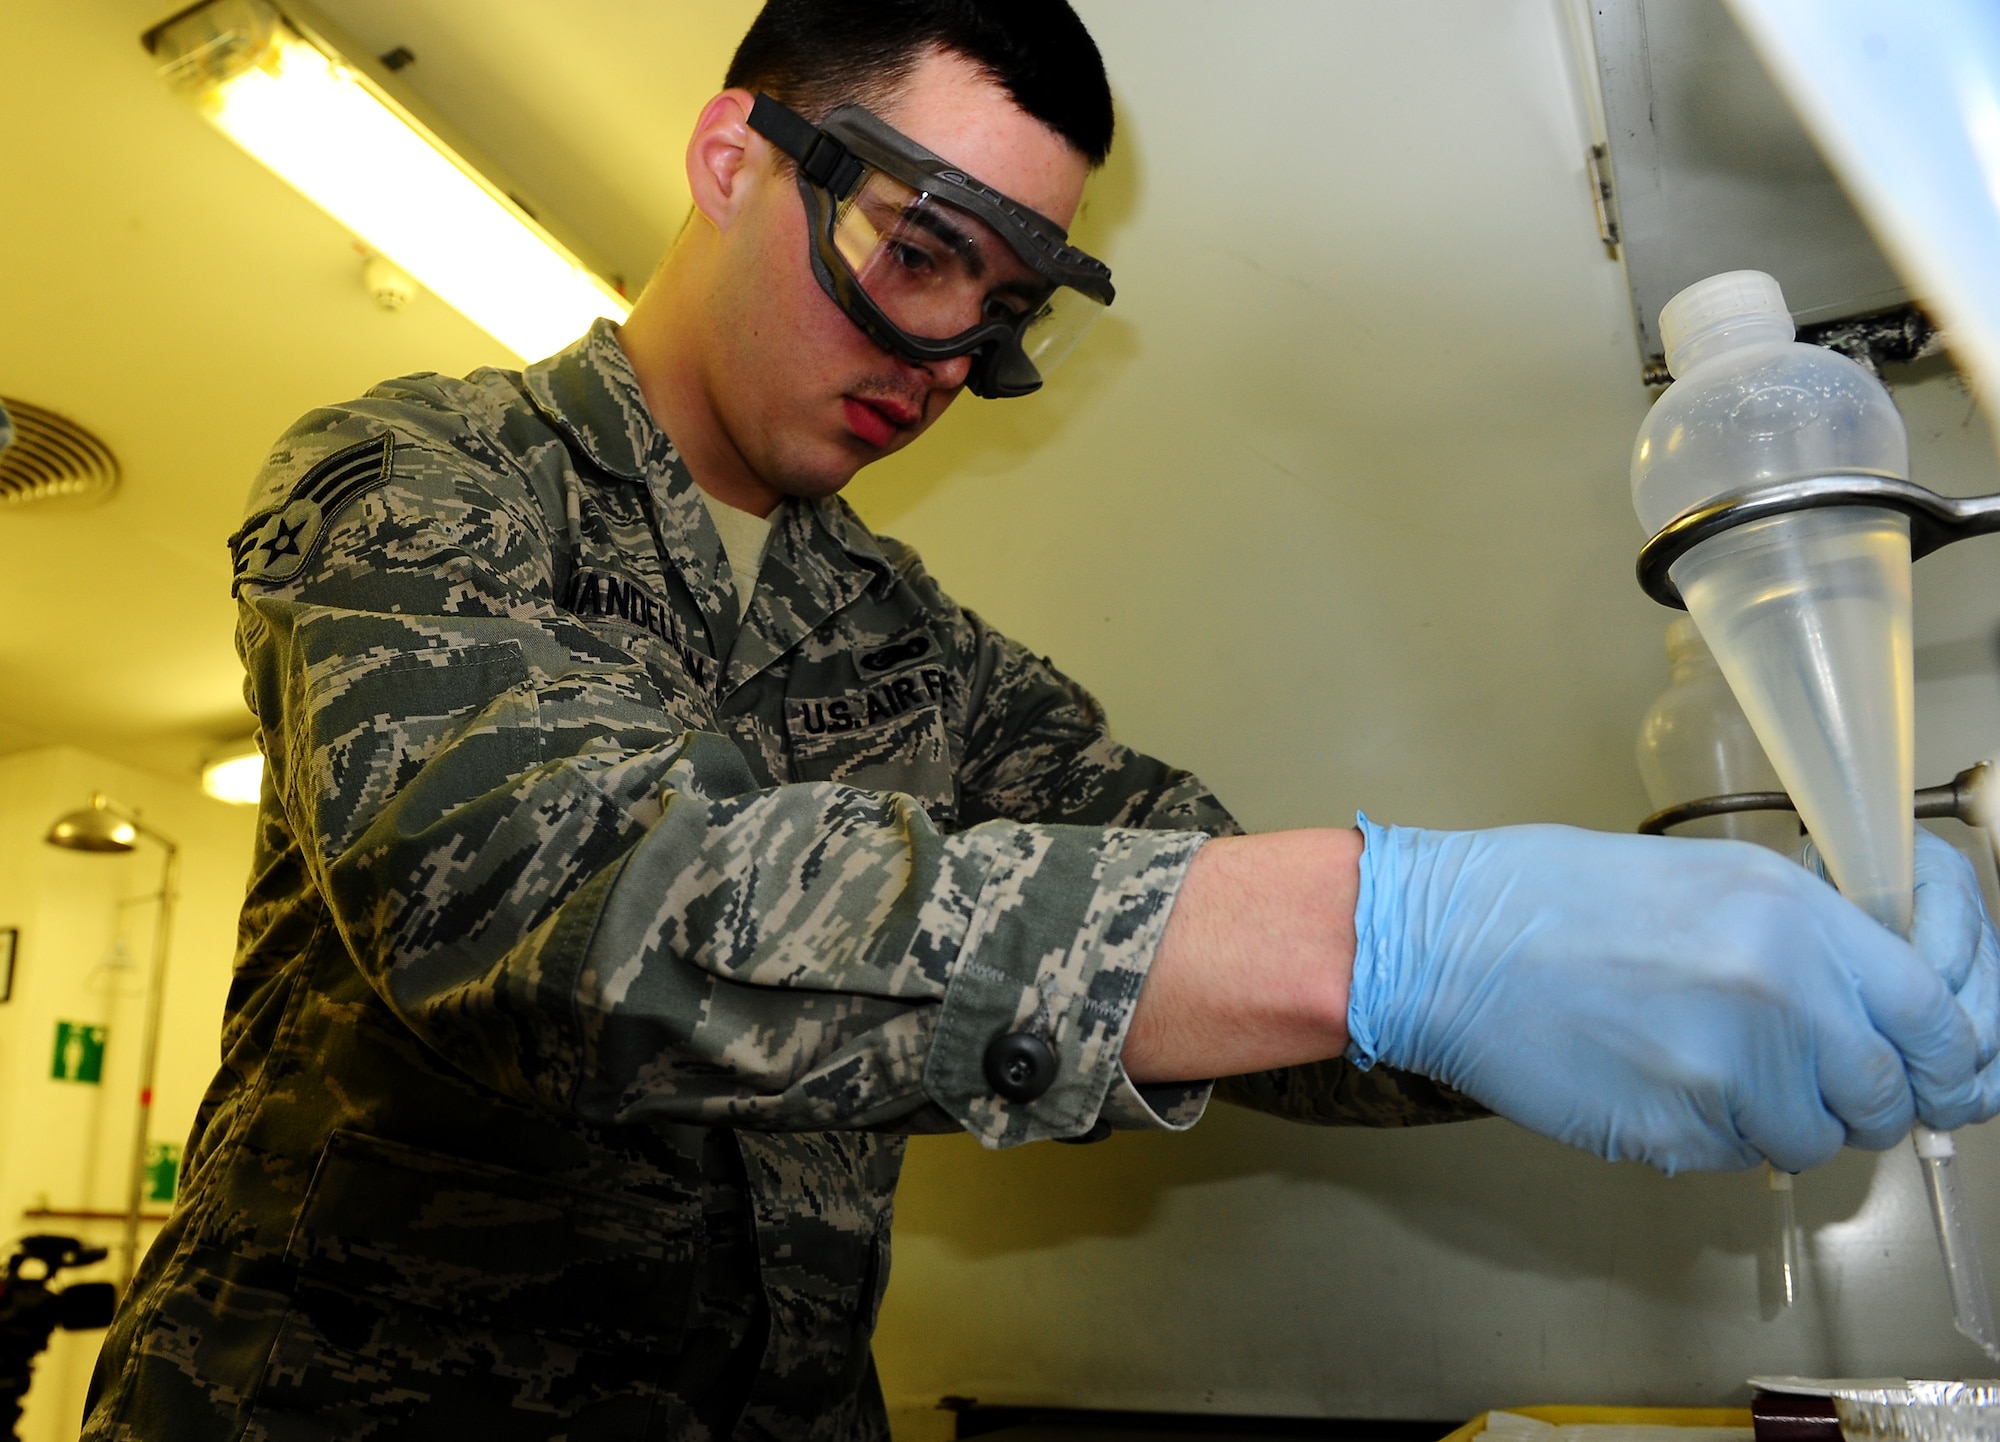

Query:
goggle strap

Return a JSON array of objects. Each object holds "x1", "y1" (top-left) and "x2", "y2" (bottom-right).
[{"x1": 749, "y1": 93, "x2": 864, "y2": 199}]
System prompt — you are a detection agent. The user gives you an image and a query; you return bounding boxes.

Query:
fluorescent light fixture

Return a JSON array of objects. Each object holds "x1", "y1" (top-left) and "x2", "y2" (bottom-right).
[
  {"x1": 201, "y1": 737, "x2": 265, "y2": 805},
  {"x1": 144, "y1": 0, "x2": 629, "y2": 361}
]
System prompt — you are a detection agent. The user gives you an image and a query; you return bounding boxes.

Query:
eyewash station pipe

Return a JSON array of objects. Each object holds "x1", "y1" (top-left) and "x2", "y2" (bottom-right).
[{"x1": 1631, "y1": 270, "x2": 2000, "y2": 1360}]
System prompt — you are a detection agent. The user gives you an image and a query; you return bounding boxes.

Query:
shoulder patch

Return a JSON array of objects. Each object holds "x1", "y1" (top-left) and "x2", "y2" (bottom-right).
[{"x1": 229, "y1": 433, "x2": 394, "y2": 591}]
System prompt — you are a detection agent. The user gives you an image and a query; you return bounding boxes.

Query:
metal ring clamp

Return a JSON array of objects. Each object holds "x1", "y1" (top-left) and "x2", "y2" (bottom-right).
[
  {"x1": 1635, "y1": 474, "x2": 2000, "y2": 609},
  {"x1": 1639, "y1": 762, "x2": 1993, "y2": 837}
]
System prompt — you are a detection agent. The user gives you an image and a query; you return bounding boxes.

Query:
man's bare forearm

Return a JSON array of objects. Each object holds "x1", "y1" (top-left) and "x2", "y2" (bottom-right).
[{"x1": 1122, "y1": 829, "x2": 1360, "y2": 1083}]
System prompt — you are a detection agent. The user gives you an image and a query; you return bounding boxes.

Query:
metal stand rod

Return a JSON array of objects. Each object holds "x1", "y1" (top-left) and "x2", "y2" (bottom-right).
[{"x1": 121, "y1": 840, "x2": 178, "y2": 1295}]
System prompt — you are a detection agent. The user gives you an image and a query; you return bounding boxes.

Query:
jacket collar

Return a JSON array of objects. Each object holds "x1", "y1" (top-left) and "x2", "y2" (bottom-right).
[
  {"x1": 522, "y1": 318, "x2": 670, "y2": 484},
  {"x1": 525, "y1": 321, "x2": 738, "y2": 634},
  {"x1": 526, "y1": 320, "x2": 902, "y2": 694}
]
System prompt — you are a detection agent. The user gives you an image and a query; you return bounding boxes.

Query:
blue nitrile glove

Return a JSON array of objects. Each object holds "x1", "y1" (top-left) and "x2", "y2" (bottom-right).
[
  {"x1": 1793, "y1": 828, "x2": 2000, "y2": 1127},
  {"x1": 1909, "y1": 831, "x2": 2000, "y2": 1120},
  {"x1": 1347, "y1": 815, "x2": 1985, "y2": 1174}
]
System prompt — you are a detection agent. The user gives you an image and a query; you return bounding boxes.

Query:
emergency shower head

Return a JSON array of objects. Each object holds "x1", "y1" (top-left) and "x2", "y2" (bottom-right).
[{"x1": 46, "y1": 796, "x2": 140, "y2": 853}]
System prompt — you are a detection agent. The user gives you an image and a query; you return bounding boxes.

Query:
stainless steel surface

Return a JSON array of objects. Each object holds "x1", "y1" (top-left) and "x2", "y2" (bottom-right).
[{"x1": 1588, "y1": 0, "x2": 1907, "y2": 375}]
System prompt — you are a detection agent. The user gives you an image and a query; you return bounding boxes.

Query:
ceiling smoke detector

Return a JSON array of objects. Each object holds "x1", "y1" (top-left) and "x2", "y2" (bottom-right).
[
  {"x1": 363, "y1": 254, "x2": 419, "y2": 311},
  {"x1": 0, "y1": 397, "x2": 120, "y2": 507}
]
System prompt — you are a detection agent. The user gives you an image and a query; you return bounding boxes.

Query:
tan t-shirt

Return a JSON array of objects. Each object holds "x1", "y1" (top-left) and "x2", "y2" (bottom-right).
[{"x1": 699, "y1": 490, "x2": 776, "y2": 619}]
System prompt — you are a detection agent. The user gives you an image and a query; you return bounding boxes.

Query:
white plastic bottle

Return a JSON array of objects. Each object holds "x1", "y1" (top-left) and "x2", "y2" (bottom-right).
[
  {"x1": 1631, "y1": 271, "x2": 1914, "y2": 933},
  {"x1": 1635, "y1": 616, "x2": 1795, "y2": 852}
]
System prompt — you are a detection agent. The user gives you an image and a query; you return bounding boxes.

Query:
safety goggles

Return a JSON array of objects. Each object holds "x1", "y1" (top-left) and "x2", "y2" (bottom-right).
[{"x1": 747, "y1": 93, "x2": 1115, "y2": 399}]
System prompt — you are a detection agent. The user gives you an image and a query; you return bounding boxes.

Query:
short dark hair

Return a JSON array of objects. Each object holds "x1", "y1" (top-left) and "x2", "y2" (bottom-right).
[{"x1": 724, "y1": 0, "x2": 1114, "y2": 167}]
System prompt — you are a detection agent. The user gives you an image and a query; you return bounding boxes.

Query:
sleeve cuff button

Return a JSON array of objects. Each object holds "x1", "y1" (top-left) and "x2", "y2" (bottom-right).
[{"x1": 983, "y1": 1032, "x2": 1057, "y2": 1102}]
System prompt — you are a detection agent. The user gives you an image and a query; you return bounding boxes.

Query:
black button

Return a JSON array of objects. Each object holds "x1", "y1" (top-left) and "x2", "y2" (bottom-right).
[{"x1": 983, "y1": 1032, "x2": 1056, "y2": 1103}]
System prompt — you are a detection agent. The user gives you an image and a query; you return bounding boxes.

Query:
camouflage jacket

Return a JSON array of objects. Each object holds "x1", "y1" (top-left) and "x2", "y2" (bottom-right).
[{"x1": 84, "y1": 322, "x2": 1483, "y2": 1442}]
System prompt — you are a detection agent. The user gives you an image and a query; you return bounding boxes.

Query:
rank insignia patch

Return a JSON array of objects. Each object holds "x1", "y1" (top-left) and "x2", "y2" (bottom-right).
[{"x1": 230, "y1": 433, "x2": 394, "y2": 591}]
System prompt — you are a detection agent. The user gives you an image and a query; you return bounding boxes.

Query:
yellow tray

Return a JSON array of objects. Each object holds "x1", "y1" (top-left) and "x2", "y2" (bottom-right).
[{"x1": 1438, "y1": 1405, "x2": 1755, "y2": 1442}]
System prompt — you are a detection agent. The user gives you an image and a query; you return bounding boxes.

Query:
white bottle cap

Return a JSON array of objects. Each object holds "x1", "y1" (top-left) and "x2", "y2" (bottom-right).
[{"x1": 1659, "y1": 270, "x2": 1796, "y2": 376}]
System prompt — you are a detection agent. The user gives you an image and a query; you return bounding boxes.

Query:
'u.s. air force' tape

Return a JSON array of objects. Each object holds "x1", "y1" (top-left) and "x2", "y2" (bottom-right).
[{"x1": 229, "y1": 433, "x2": 394, "y2": 591}]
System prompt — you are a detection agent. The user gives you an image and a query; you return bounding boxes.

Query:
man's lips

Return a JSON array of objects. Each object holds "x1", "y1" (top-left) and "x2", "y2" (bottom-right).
[{"x1": 842, "y1": 396, "x2": 917, "y2": 448}]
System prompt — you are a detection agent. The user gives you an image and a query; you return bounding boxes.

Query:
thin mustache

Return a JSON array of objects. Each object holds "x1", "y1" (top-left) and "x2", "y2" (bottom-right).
[
  {"x1": 850, "y1": 384, "x2": 935, "y2": 419},
  {"x1": 853, "y1": 361, "x2": 968, "y2": 413}
]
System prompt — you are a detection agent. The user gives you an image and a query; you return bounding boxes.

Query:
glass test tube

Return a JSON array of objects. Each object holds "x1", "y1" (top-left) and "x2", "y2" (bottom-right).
[
  {"x1": 1769, "y1": 1165, "x2": 1799, "y2": 1309},
  {"x1": 1914, "y1": 1123, "x2": 2000, "y2": 1360}
]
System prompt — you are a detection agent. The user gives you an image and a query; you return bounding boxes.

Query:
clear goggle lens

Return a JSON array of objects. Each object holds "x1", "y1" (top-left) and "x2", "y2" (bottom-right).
[
  {"x1": 830, "y1": 169, "x2": 1104, "y2": 375},
  {"x1": 1017, "y1": 284, "x2": 1106, "y2": 377}
]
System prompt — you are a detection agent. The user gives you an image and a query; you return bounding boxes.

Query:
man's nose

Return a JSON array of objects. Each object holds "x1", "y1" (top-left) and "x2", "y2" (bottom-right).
[{"x1": 921, "y1": 352, "x2": 974, "y2": 392}]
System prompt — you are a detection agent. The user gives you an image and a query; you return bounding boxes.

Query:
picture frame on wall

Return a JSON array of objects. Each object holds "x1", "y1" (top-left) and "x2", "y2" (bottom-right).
[{"x1": 0, "y1": 927, "x2": 15, "y2": 1003}]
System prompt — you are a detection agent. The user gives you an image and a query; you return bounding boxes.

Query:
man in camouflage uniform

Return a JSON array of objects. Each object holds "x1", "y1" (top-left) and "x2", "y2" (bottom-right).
[
  {"x1": 85, "y1": 9, "x2": 1482, "y2": 1435},
  {"x1": 83, "y1": 1, "x2": 2000, "y2": 1438},
  {"x1": 82, "y1": 292, "x2": 1477, "y2": 1432}
]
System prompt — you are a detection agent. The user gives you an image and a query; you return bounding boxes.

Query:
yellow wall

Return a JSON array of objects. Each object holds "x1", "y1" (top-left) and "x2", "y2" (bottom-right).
[{"x1": 0, "y1": 749, "x2": 255, "y2": 1442}]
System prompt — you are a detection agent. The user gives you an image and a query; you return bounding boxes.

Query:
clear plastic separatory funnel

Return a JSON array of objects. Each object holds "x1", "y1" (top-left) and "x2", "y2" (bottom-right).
[
  {"x1": 1633, "y1": 270, "x2": 1915, "y2": 933},
  {"x1": 1672, "y1": 507, "x2": 1915, "y2": 932},
  {"x1": 1632, "y1": 270, "x2": 1999, "y2": 1361}
]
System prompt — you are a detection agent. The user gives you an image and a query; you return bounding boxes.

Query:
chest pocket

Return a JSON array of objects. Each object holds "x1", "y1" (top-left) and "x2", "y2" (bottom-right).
[{"x1": 785, "y1": 657, "x2": 957, "y2": 823}]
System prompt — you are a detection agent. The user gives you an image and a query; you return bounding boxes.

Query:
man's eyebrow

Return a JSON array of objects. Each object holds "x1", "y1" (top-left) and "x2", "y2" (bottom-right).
[{"x1": 899, "y1": 203, "x2": 985, "y2": 277}]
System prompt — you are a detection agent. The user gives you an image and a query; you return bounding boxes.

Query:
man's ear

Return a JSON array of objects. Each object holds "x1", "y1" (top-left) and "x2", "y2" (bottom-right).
[{"x1": 685, "y1": 88, "x2": 764, "y2": 229}]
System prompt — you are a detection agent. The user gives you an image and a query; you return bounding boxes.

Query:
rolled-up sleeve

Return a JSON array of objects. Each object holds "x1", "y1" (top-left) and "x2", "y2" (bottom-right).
[
  {"x1": 873, "y1": 545, "x2": 1246, "y2": 1140},
  {"x1": 550, "y1": 739, "x2": 1206, "y2": 1145}
]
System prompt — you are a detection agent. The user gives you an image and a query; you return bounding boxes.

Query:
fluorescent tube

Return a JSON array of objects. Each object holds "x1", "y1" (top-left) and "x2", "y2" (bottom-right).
[{"x1": 146, "y1": 0, "x2": 629, "y2": 362}]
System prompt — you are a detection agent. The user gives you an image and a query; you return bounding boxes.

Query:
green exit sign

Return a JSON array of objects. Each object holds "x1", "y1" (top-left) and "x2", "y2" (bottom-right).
[
  {"x1": 146, "y1": 1142, "x2": 182, "y2": 1202},
  {"x1": 51, "y1": 1021, "x2": 106, "y2": 1084}
]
